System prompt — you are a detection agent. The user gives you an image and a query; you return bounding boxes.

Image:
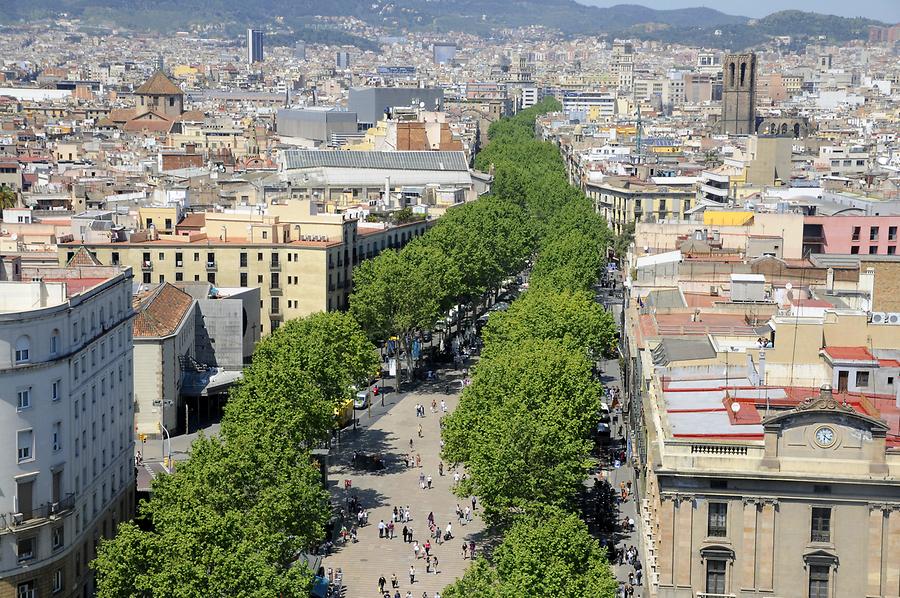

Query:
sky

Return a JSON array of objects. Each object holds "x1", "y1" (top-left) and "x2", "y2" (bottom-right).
[{"x1": 579, "y1": 0, "x2": 900, "y2": 22}]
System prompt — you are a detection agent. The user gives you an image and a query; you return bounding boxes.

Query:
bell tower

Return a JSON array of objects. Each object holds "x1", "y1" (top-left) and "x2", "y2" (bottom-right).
[{"x1": 721, "y1": 52, "x2": 756, "y2": 135}]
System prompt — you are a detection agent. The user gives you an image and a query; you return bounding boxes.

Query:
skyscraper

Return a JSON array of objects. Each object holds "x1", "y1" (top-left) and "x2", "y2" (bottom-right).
[
  {"x1": 247, "y1": 28, "x2": 264, "y2": 64},
  {"x1": 721, "y1": 52, "x2": 757, "y2": 135},
  {"x1": 336, "y1": 51, "x2": 351, "y2": 69}
]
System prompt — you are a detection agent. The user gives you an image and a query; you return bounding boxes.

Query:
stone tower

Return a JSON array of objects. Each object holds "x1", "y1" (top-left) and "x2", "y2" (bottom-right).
[{"x1": 721, "y1": 52, "x2": 756, "y2": 135}]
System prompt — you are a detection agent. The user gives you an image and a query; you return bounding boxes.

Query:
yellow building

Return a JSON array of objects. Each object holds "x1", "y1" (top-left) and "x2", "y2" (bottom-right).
[
  {"x1": 59, "y1": 206, "x2": 428, "y2": 335},
  {"x1": 585, "y1": 177, "x2": 694, "y2": 235}
]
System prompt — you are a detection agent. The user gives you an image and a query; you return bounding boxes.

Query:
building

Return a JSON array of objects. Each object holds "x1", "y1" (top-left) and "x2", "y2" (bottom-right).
[
  {"x1": 432, "y1": 43, "x2": 457, "y2": 65},
  {"x1": 561, "y1": 91, "x2": 616, "y2": 119},
  {"x1": 585, "y1": 177, "x2": 694, "y2": 235},
  {"x1": 803, "y1": 216, "x2": 900, "y2": 256},
  {"x1": 722, "y1": 52, "x2": 757, "y2": 135},
  {"x1": 335, "y1": 51, "x2": 350, "y2": 70},
  {"x1": 276, "y1": 108, "x2": 358, "y2": 146},
  {"x1": 612, "y1": 41, "x2": 635, "y2": 91},
  {"x1": 0, "y1": 263, "x2": 135, "y2": 597},
  {"x1": 348, "y1": 87, "x2": 444, "y2": 128},
  {"x1": 247, "y1": 28, "x2": 264, "y2": 64}
]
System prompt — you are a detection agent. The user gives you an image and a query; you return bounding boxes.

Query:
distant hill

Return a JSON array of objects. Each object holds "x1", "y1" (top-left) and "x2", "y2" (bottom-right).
[{"x1": 0, "y1": 0, "x2": 884, "y2": 49}]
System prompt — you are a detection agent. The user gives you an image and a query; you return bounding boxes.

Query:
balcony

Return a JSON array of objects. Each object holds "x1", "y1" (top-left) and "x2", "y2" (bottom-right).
[
  {"x1": 696, "y1": 594, "x2": 736, "y2": 598},
  {"x1": 141, "y1": 261, "x2": 153, "y2": 271},
  {"x1": 270, "y1": 261, "x2": 281, "y2": 271},
  {"x1": 2, "y1": 494, "x2": 76, "y2": 531},
  {"x1": 269, "y1": 286, "x2": 282, "y2": 296},
  {"x1": 206, "y1": 261, "x2": 217, "y2": 271}
]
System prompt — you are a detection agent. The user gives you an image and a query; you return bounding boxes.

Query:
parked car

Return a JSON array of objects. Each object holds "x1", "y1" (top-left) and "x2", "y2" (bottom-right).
[{"x1": 354, "y1": 389, "x2": 370, "y2": 409}]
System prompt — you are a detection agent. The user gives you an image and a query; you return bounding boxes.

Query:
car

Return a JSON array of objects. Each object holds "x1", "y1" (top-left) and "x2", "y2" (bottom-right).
[{"x1": 354, "y1": 389, "x2": 370, "y2": 409}]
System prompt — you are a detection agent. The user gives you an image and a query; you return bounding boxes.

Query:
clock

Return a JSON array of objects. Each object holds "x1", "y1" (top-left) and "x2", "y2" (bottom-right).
[{"x1": 814, "y1": 426, "x2": 836, "y2": 448}]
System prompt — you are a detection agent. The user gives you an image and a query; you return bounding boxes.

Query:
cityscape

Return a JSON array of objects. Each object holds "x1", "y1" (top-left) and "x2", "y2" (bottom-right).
[{"x1": 0, "y1": 1, "x2": 899, "y2": 597}]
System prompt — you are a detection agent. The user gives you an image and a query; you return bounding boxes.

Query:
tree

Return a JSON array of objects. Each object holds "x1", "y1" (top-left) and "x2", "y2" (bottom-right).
[
  {"x1": 350, "y1": 240, "x2": 461, "y2": 383},
  {"x1": 0, "y1": 185, "x2": 16, "y2": 210},
  {"x1": 613, "y1": 221, "x2": 635, "y2": 260},
  {"x1": 482, "y1": 287, "x2": 617, "y2": 360},
  {"x1": 530, "y1": 230, "x2": 606, "y2": 294},
  {"x1": 442, "y1": 340, "x2": 600, "y2": 524},
  {"x1": 443, "y1": 508, "x2": 617, "y2": 598}
]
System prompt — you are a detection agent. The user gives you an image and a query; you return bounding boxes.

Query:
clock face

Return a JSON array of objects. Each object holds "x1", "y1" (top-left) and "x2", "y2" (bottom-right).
[{"x1": 815, "y1": 426, "x2": 836, "y2": 447}]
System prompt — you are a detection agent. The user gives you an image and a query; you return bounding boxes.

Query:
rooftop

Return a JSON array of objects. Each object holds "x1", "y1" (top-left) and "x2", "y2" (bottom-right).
[{"x1": 282, "y1": 150, "x2": 469, "y2": 172}]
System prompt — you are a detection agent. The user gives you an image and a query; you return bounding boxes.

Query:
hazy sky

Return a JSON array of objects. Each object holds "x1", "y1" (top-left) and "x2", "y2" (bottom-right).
[{"x1": 579, "y1": 0, "x2": 900, "y2": 22}]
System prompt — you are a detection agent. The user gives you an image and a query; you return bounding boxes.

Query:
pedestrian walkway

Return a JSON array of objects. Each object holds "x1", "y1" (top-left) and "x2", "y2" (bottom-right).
[
  {"x1": 322, "y1": 372, "x2": 487, "y2": 597},
  {"x1": 596, "y1": 356, "x2": 648, "y2": 597}
]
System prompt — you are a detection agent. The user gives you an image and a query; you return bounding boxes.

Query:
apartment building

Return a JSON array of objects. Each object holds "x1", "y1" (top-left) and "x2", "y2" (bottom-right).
[
  {"x1": 621, "y1": 259, "x2": 900, "y2": 598},
  {"x1": 0, "y1": 264, "x2": 135, "y2": 598},
  {"x1": 803, "y1": 215, "x2": 900, "y2": 256},
  {"x1": 585, "y1": 176, "x2": 694, "y2": 235},
  {"x1": 58, "y1": 206, "x2": 428, "y2": 334}
]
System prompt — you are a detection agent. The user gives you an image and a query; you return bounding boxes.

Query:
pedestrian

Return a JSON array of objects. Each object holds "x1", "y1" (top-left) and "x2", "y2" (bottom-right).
[
  {"x1": 635, "y1": 569, "x2": 643, "y2": 585},
  {"x1": 395, "y1": 591, "x2": 401, "y2": 598},
  {"x1": 439, "y1": 461, "x2": 444, "y2": 476},
  {"x1": 441, "y1": 399, "x2": 447, "y2": 412},
  {"x1": 424, "y1": 540, "x2": 431, "y2": 556},
  {"x1": 405, "y1": 506, "x2": 412, "y2": 521},
  {"x1": 415, "y1": 454, "x2": 421, "y2": 468},
  {"x1": 402, "y1": 525, "x2": 409, "y2": 542},
  {"x1": 432, "y1": 555, "x2": 439, "y2": 574},
  {"x1": 406, "y1": 592, "x2": 413, "y2": 598},
  {"x1": 445, "y1": 522, "x2": 452, "y2": 539},
  {"x1": 425, "y1": 555, "x2": 431, "y2": 573},
  {"x1": 628, "y1": 572, "x2": 635, "y2": 586},
  {"x1": 388, "y1": 521, "x2": 395, "y2": 539},
  {"x1": 469, "y1": 539, "x2": 476, "y2": 558},
  {"x1": 391, "y1": 573, "x2": 398, "y2": 588},
  {"x1": 435, "y1": 525, "x2": 442, "y2": 544},
  {"x1": 413, "y1": 541, "x2": 419, "y2": 559},
  {"x1": 409, "y1": 438, "x2": 414, "y2": 450},
  {"x1": 464, "y1": 506, "x2": 471, "y2": 522},
  {"x1": 379, "y1": 575, "x2": 386, "y2": 593},
  {"x1": 462, "y1": 542, "x2": 468, "y2": 559},
  {"x1": 431, "y1": 399, "x2": 437, "y2": 413},
  {"x1": 427, "y1": 475, "x2": 433, "y2": 489},
  {"x1": 418, "y1": 424, "x2": 423, "y2": 438},
  {"x1": 453, "y1": 471, "x2": 460, "y2": 483},
  {"x1": 409, "y1": 565, "x2": 416, "y2": 585},
  {"x1": 428, "y1": 511, "x2": 435, "y2": 525},
  {"x1": 471, "y1": 496, "x2": 477, "y2": 511},
  {"x1": 379, "y1": 519, "x2": 385, "y2": 538}
]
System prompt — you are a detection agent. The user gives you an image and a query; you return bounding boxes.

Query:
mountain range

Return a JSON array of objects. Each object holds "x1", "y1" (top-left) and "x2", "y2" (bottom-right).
[{"x1": 0, "y1": 0, "x2": 888, "y2": 49}]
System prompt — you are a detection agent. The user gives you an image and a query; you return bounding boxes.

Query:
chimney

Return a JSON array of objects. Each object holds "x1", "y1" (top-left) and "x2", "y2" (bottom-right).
[{"x1": 826, "y1": 267, "x2": 834, "y2": 292}]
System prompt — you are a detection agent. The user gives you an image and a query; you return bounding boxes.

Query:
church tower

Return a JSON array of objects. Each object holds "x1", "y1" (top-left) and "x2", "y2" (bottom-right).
[{"x1": 721, "y1": 52, "x2": 756, "y2": 135}]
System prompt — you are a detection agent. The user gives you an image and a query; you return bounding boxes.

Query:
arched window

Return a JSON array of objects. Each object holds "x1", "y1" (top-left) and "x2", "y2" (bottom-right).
[
  {"x1": 729, "y1": 63, "x2": 735, "y2": 87},
  {"x1": 781, "y1": 123, "x2": 789, "y2": 135},
  {"x1": 50, "y1": 329, "x2": 60, "y2": 356},
  {"x1": 15, "y1": 336, "x2": 31, "y2": 364},
  {"x1": 740, "y1": 62, "x2": 746, "y2": 86},
  {"x1": 99, "y1": 307, "x2": 105, "y2": 329},
  {"x1": 794, "y1": 123, "x2": 801, "y2": 138}
]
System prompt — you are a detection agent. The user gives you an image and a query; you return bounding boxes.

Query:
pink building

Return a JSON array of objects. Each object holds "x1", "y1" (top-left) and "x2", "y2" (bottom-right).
[{"x1": 803, "y1": 215, "x2": 900, "y2": 255}]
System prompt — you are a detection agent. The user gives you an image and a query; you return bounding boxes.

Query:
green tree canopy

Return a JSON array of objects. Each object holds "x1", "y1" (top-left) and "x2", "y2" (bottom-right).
[
  {"x1": 443, "y1": 508, "x2": 617, "y2": 598},
  {"x1": 482, "y1": 287, "x2": 617, "y2": 360},
  {"x1": 442, "y1": 340, "x2": 600, "y2": 524},
  {"x1": 530, "y1": 230, "x2": 606, "y2": 294}
]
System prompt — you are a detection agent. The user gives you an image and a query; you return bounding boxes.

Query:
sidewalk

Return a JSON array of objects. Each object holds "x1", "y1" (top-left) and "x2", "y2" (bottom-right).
[{"x1": 321, "y1": 369, "x2": 487, "y2": 597}]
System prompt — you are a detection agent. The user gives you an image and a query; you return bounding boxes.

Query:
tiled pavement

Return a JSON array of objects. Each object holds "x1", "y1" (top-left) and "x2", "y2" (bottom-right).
[{"x1": 322, "y1": 372, "x2": 487, "y2": 598}]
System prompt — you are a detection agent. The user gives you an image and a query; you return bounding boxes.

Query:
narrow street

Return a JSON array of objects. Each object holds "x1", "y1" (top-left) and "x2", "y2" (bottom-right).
[{"x1": 321, "y1": 365, "x2": 489, "y2": 597}]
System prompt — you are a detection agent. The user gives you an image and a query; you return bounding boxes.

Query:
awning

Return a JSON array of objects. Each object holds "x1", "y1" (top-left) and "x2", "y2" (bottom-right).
[{"x1": 181, "y1": 368, "x2": 243, "y2": 397}]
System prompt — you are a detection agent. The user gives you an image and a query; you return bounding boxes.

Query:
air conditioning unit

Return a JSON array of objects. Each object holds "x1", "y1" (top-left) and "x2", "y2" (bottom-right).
[
  {"x1": 710, "y1": 285, "x2": 719, "y2": 296},
  {"x1": 887, "y1": 313, "x2": 900, "y2": 325},
  {"x1": 206, "y1": 261, "x2": 215, "y2": 267},
  {"x1": 871, "y1": 312, "x2": 887, "y2": 324},
  {"x1": 50, "y1": 502, "x2": 60, "y2": 515},
  {"x1": 176, "y1": 260, "x2": 183, "y2": 267},
  {"x1": 12, "y1": 512, "x2": 23, "y2": 525}
]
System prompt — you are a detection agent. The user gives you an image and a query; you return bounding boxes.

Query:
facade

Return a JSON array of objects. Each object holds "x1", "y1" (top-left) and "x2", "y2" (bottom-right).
[
  {"x1": 586, "y1": 177, "x2": 694, "y2": 235},
  {"x1": 562, "y1": 91, "x2": 616, "y2": 119},
  {"x1": 803, "y1": 216, "x2": 900, "y2": 256},
  {"x1": 246, "y1": 28, "x2": 264, "y2": 64},
  {"x1": 432, "y1": 43, "x2": 457, "y2": 65},
  {"x1": 0, "y1": 266, "x2": 135, "y2": 598},
  {"x1": 722, "y1": 52, "x2": 757, "y2": 135},
  {"x1": 348, "y1": 87, "x2": 444, "y2": 127},
  {"x1": 612, "y1": 41, "x2": 635, "y2": 91},
  {"x1": 275, "y1": 108, "x2": 358, "y2": 145}
]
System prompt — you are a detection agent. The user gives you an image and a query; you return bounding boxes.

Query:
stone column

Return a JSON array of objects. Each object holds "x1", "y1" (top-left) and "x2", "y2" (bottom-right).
[
  {"x1": 658, "y1": 495, "x2": 675, "y2": 587},
  {"x1": 741, "y1": 498, "x2": 759, "y2": 590},
  {"x1": 757, "y1": 500, "x2": 777, "y2": 591},
  {"x1": 886, "y1": 507, "x2": 900, "y2": 597},
  {"x1": 866, "y1": 505, "x2": 886, "y2": 597},
  {"x1": 674, "y1": 495, "x2": 694, "y2": 588}
]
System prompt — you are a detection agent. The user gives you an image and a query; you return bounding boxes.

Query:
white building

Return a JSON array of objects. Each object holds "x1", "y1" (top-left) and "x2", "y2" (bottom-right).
[{"x1": 0, "y1": 263, "x2": 135, "y2": 597}]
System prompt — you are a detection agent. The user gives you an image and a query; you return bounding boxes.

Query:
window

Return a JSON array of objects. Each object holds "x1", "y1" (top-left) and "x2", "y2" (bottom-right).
[
  {"x1": 17, "y1": 538, "x2": 35, "y2": 563},
  {"x1": 240, "y1": 272, "x2": 248, "y2": 287},
  {"x1": 890, "y1": 226, "x2": 897, "y2": 241},
  {"x1": 158, "y1": 274, "x2": 165, "y2": 283},
  {"x1": 257, "y1": 252, "x2": 263, "y2": 262},
  {"x1": 111, "y1": 251, "x2": 120, "y2": 265},
  {"x1": 870, "y1": 226, "x2": 879, "y2": 241},
  {"x1": 158, "y1": 252, "x2": 165, "y2": 260},
  {"x1": 262, "y1": 230, "x2": 268, "y2": 239},
  {"x1": 17, "y1": 429, "x2": 33, "y2": 461},
  {"x1": 15, "y1": 336, "x2": 31, "y2": 363},
  {"x1": 165, "y1": 218, "x2": 172, "y2": 229},
  {"x1": 869, "y1": 246, "x2": 878, "y2": 254},
  {"x1": 194, "y1": 252, "x2": 200, "y2": 261},
  {"x1": 207, "y1": 273, "x2": 216, "y2": 284},
  {"x1": 705, "y1": 559, "x2": 726, "y2": 594},
  {"x1": 257, "y1": 274, "x2": 263, "y2": 284},
  {"x1": 851, "y1": 226, "x2": 860, "y2": 241},
  {"x1": 856, "y1": 371, "x2": 870, "y2": 387},
  {"x1": 708, "y1": 503, "x2": 727, "y2": 537},
  {"x1": 52, "y1": 569, "x2": 64, "y2": 593},
  {"x1": 811, "y1": 507, "x2": 831, "y2": 543},
  {"x1": 143, "y1": 272, "x2": 151, "y2": 284},
  {"x1": 17, "y1": 388, "x2": 31, "y2": 410},
  {"x1": 50, "y1": 330, "x2": 60, "y2": 356},
  {"x1": 809, "y1": 565, "x2": 829, "y2": 598},
  {"x1": 52, "y1": 422, "x2": 62, "y2": 452},
  {"x1": 240, "y1": 252, "x2": 248, "y2": 267},
  {"x1": 271, "y1": 297, "x2": 280, "y2": 313},
  {"x1": 889, "y1": 246, "x2": 897, "y2": 255},
  {"x1": 52, "y1": 526, "x2": 64, "y2": 550},
  {"x1": 888, "y1": 376, "x2": 895, "y2": 386},
  {"x1": 850, "y1": 246, "x2": 860, "y2": 254},
  {"x1": 52, "y1": 379, "x2": 60, "y2": 401}
]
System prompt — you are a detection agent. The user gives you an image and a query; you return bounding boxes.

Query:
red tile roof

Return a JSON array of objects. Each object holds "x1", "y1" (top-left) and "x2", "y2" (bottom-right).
[
  {"x1": 132, "y1": 283, "x2": 194, "y2": 338},
  {"x1": 822, "y1": 346, "x2": 876, "y2": 362},
  {"x1": 135, "y1": 70, "x2": 183, "y2": 96}
]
